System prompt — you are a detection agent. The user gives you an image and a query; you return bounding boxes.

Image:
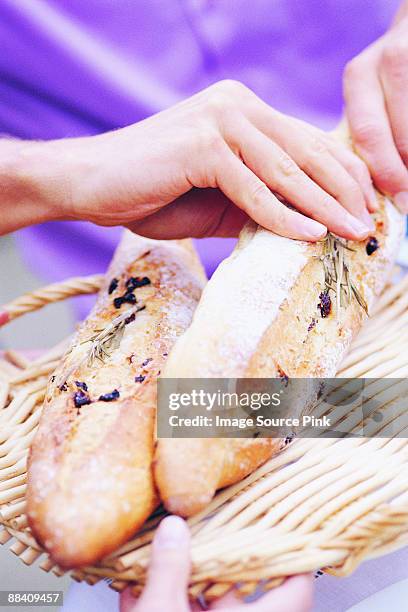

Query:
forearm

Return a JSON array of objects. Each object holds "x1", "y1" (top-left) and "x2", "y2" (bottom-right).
[{"x1": 0, "y1": 139, "x2": 68, "y2": 235}]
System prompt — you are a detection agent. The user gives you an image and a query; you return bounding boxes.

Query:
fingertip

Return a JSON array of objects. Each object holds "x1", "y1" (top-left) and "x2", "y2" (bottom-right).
[
  {"x1": 254, "y1": 200, "x2": 327, "y2": 242},
  {"x1": 367, "y1": 199, "x2": 379, "y2": 213},
  {"x1": 154, "y1": 515, "x2": 190, "y2": 551},
  {"x1": 280, "y1": 212, "x2": 327, "y2": 242},
  {"x1": 143, "y1": 515, "x2": 191, "y2": 602},
  {"x1": 309, "y1": 226, "x2": 328, "y2": 242},
  {"x1": 342, "y1": 213, "x2": 371, "y2": 241},
  {"x1": 298, "y1": 219, "x2": 327, "y2": 242}
]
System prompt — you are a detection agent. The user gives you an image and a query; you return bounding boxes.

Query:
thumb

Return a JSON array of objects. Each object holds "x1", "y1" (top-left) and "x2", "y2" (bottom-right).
[{"x1": 138, "y1": 515, "x2": 191, "y2": 611}]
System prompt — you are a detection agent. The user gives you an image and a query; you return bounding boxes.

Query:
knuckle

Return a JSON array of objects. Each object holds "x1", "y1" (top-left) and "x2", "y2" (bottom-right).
[
  {"x1": 310, "y1": 137, "x2": 328, "y2": 155},
  {"x1": 203, "y1": 91, "x2": 233, "y2": 116},
  {"x1": 216, "y1": 78, "x2": 249, "y2": 97},
  {"x1": 201, "y1": 128, "x2": 224, "y2": 154},
  {"x1": 381, "y1": 40, "x2": 408, "y2": 78},
  {"x1": 343, "y1": 58, "x2": 361, "y2": 82},
  {"x1": 249, "y1": 181, "x2": 271, "y2": 208},
  {"x1": 352, "y1": 121, "x2": 384, "y2": 149},
  {"x1": 319, "y1": 194, "x2": 335, "y2": 211},
  {"x1": 276, "y1": 153, "x2": 299, "y2": 177}
]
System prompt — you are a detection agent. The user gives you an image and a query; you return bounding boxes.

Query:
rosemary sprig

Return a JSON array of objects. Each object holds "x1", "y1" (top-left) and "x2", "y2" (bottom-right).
[
  {"x1": 56, "y1": 304, "x2": 145, "y2": 389},
  {"x1": 84, "y1": 305, "x2": 142, "y2": 365},
  {"x1": 319, "y1": 233, "x2": 367, "y2": 317}
]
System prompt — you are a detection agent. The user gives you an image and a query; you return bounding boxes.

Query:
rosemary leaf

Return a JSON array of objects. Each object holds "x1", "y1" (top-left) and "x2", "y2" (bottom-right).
[
  {"x1": 351, "y1": 284, "x2": 368, "y2": 314},
  {"x1": 55, "y1": 304, "x2": 144, "y2": 389},
  {"x1": 319, "y1": 233, "x2": 367, "y2": 316},
  {"x1": 85, "y1": 305, "x2": 141, "y2": 366}
]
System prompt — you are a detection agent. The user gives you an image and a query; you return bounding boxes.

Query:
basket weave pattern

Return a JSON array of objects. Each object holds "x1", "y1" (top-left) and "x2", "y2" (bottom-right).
[{"x1": 0, "y1": 273, "x2": 408, "y2": 600}]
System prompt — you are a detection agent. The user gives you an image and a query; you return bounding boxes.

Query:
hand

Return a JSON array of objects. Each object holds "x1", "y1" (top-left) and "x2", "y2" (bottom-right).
[
  {"x1": 119, "y1": 516, "x2": 313, "y2": 612},
  {"x1": 343, "y1": 8, "x2": 408, "y2": 212},
  {"x1": 11, "y1": 80, "x2": 375, "y2": 241}
]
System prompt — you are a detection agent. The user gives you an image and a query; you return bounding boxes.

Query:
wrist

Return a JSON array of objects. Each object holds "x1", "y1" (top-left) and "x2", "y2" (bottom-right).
[{"x1": 0, "y1": 139, "x2": 71, "y2": 234}]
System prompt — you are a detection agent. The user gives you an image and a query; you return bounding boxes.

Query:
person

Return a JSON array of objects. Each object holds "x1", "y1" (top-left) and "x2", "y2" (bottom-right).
[{"x1": 1, "y1": 1, "x2": 408, "y2": 610}]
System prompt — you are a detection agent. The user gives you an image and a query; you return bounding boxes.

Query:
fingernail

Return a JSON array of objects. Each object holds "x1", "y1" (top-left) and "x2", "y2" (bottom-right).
[
  {"x1": 296, "y1": 217, "x2": 327, "y2": 240},
  {"x1": 361, "y1": 209, "x2": 375, "y2": 231},
  {"x1": 346, "y1": 214, "x2": 370, "y2": 238},
  {"x1": 394, "y1": 191, "x2": 408, "y2": 214},
  {"x1": 154, "y1": 516, "x2": 189, "y2": 550}
]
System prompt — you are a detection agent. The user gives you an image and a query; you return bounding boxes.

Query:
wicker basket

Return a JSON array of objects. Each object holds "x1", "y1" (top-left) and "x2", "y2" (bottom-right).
[{"x1": 0, "y1": 272, "x2": 408, "y2": 602}]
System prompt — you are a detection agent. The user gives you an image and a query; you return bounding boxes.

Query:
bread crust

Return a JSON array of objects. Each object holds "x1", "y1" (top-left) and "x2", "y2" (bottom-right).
[
  {"x1": 155, "y1": 197, "x2": 404, "y2": 516},
  {"x1": 247, "y1": 197, "x2": 403, "y2": 377},
  {"x1": 155, "y1": 437, "x2": 282, "y2": 516},
  {"x1": 27, "y1": 232, "x2": 205, "y2": 568}
]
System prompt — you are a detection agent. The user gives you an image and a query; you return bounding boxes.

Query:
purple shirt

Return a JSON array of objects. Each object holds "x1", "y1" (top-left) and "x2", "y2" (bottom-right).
[{"x1": 0, "y1": 0, "x2": 400, "y2": 313}]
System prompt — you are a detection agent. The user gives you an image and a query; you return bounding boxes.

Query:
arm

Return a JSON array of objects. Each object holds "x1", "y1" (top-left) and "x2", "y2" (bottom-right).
[
  {"x1": 0, "y1": 139, "x2": 67, "y2": 234},
  {"x1": 1, "y1": 81, "x2": 376, "y2": 241}
]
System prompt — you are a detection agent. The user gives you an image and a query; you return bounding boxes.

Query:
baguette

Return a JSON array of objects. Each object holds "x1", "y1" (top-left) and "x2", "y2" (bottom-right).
[
  {"x1": 155, "y1": 196, "x2": 404, "y2": 516},
  {"x1": 27, "y1": 231, "x2": 205, "y2": 568}
]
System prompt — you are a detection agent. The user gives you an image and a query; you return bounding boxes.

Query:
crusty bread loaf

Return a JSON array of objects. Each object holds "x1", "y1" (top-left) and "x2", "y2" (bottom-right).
[
  {"x1": 27, "y1": 231, "x2": 205, "y2": 568},
  {"x1": 155, "y1": 196, "x2": 404, "y2": 516},
  {"x1": 155, "y1": 437, "x2": 283, "y2": 517}
]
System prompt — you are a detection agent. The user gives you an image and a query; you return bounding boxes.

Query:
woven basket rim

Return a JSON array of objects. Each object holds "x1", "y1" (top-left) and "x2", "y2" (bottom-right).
[{"x1": 0, "y1": 271, "x2": 407, "y2": 601}]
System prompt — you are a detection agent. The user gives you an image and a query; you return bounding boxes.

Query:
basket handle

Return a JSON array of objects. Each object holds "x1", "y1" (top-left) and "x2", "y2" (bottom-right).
[{"x1": 0, "y1": 274, "x2": 104, "y2": 327}]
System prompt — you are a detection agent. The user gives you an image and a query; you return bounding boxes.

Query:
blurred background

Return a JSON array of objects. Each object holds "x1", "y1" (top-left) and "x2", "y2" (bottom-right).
[{"x1": 0, "y1": 235, "x2": 73, "y2": 351}]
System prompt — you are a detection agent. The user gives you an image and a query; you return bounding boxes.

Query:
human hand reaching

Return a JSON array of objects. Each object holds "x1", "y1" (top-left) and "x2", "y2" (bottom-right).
[
  {"x1": 119, "y1": 516, "x2": 313, "y2": 612},
  {"x1": 5, "y1": 80, "x2": 375, "y2": 241}
]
